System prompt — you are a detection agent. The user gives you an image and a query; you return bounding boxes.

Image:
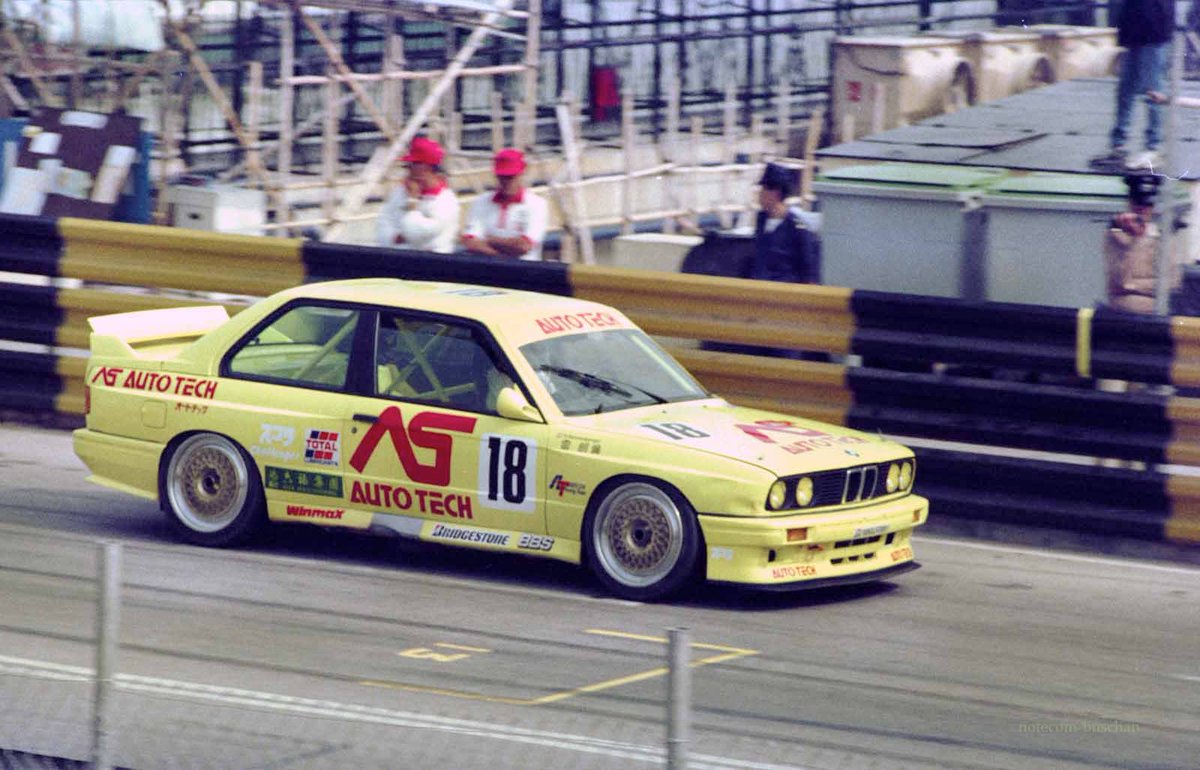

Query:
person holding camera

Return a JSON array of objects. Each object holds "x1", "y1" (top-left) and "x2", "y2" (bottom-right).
[{"x1": 1104, "y1": 173, "x2": 1179, "y2": 313}]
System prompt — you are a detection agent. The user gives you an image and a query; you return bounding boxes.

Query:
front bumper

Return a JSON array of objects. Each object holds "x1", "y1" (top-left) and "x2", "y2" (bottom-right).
[{"x1": 699, "y1": 494, "x2": 928, "y2": 587}]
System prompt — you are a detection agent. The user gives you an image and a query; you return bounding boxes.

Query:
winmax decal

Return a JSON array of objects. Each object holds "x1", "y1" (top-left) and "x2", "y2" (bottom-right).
[
  {"x1": 285, "y1": 504, "x2": 345, "y2": 520},
  {"x1": 349, "y1": 406, "x2": 476, "y2": 486},
  {"x1": 265, "y1": 467, "x2": 343, "y2": 498},
  {"x1": 429, "y1": 523, "x2": 510, "y2": 547}
]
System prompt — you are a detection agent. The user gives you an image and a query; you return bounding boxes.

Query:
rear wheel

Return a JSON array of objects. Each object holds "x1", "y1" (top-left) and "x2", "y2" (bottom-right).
[
  {"x1": 584, "y1": 481, "x2": 702, "y2": 601},
  {"x1": 163, "y1": 433, "x2": 265, "y2": 546}
]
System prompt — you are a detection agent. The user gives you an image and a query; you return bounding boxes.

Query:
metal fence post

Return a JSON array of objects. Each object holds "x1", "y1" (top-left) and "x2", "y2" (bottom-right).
[
  {"x1": 667, "y1": 627, "x2": 691, "y2": 770},
  {"x1": 93, "y1": 541, "x2": 121, "y2": 770}
]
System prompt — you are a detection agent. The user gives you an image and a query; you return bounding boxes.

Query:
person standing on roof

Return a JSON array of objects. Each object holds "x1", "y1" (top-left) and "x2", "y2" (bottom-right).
[
  {"x1": 377, "y1": 136, "x2": 460, "y2": 254},
  {"x1": 1093, "y1": 0, "x2": 1175, "y2": 171},
  {"x1": 462, "y1": 148, "x2": 549, "y2": 261}
]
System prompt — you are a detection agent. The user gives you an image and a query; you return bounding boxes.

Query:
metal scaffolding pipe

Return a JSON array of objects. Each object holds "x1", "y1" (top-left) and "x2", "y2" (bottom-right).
[{"x1": 324, "y1": 0, "x2": 517, "y2": 241}]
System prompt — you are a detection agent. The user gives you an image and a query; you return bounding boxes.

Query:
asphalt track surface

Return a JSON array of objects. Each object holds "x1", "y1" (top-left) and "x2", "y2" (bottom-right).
[{"x1": 0, "y1": 424, "x2": 1197, "y2": 770}]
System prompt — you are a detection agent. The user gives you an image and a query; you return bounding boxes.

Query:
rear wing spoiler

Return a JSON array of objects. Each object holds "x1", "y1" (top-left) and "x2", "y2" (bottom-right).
[{"x1": 88, "y1": 305, "x2": 230, "y2": 359}]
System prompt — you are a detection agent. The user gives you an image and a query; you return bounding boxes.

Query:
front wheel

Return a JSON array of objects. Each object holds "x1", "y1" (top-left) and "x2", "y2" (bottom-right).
[
  {"x1": 163, "y1": 433, "x2": 265, "y2": 547},
  {"x1": 584, "y1": 481, "x2": 702, "y2": 601}
]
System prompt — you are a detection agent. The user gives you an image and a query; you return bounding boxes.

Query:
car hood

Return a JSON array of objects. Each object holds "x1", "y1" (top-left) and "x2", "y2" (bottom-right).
[{"x1": 568, "y1": 399, "x2": 909, "y2": 475}]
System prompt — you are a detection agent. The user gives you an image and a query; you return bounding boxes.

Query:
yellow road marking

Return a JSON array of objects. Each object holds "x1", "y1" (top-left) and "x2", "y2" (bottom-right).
[
  {"x1": 528, "y1": 666, "x2": 670, "y2": 705},
  {"x1": 436, "y1": 642, "x2": 492, "y2": 653},
  {"x1": 585, "y1": 628, "x2": 759, "y2": 656},
  {"x1": 360, "y1": 679, "x2": 528, "y2": 705},
  {"x1": 585, "y1": 628, "x2": 666, "y2": 643},
  {"x1": 365, "y1": 628, "x2": 757, "y2": 706}
]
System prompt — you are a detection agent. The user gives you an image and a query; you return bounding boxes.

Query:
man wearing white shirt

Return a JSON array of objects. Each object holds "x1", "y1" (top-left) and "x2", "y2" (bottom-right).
[
  {"x1": 462, "y1": 148, "x2": 548, "y2": 261},
  {"x1": 376, "y1": 136, "x2": 460, "y2": 254}
]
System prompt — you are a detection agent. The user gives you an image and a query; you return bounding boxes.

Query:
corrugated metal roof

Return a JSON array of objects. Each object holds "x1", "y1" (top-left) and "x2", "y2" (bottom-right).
[{"x1": 817, "y1": 77, "x2": 1200, "y2": 180}]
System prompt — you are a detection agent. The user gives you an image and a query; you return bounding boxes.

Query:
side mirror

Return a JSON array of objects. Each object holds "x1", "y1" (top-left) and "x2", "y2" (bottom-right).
[{"x1": 495, "y1": 386, "x2": 543, "y2": 423}]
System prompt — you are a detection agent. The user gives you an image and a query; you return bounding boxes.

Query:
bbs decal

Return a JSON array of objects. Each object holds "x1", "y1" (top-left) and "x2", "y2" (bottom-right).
[{"x1": 478, "y1": 434, "x2": 537, "y2": 512}]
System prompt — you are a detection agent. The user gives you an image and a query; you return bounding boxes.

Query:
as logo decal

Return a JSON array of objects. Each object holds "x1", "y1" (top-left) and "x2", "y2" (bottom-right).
[
  {"x1": 735, "y1": 419, "x2": 867, "y2": 455},
  {"x1": 90, "y1": 366, "x2": 123, "y2": 387},
  {"x1": 349, "y1": 406, "x2": 476, "y2": 486}
]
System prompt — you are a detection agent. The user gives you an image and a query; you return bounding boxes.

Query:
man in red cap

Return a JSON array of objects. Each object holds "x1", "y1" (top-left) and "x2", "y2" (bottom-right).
[
  {"x1": 462, "y1": 148, "x2": 548, "y2": 260},
  {"x1": 377, "y1": 136, "x2": 460, "y2": 253}
]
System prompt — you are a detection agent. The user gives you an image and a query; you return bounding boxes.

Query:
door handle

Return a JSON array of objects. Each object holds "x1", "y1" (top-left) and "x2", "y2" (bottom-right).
[{"x1": 352, "y1": 413, "x2": 378, "y2": 424}]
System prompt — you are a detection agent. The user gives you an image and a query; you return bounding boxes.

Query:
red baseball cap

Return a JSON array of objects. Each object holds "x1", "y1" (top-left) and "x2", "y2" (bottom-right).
[
  {"x1": 493, "y1": 148, "x2": 526, "y2": 176},
  {"x1": 402, "y1": 136, "x2": 444, "y2": 166}
]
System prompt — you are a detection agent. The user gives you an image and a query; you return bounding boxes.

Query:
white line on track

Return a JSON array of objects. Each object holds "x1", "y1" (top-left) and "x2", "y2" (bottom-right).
[
  {"x1": 919, "y1": 536, "x2": 1200, "y2": 576},
  {"x1": 0, "y1": 655, "x2": 810, "y2": 770}
]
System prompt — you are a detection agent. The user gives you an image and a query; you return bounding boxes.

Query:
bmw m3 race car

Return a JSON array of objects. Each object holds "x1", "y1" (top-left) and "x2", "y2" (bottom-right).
[{"x1": 74, "y1": 278, "x2": 928, "y2": 600}]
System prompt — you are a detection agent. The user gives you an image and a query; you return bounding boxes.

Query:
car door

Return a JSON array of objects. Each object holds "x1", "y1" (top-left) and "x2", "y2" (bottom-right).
[
  {"x1": 220, "y1": 300, "x2": 372, "y2": 526},
  {"x1": 341, "y1": 309, "x2": 549, "y2": 540}
]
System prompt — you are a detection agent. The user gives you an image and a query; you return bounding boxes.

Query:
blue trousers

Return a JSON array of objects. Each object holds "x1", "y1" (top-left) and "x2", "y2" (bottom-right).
[{"x1": 1111, "y1": 43, "x2": 1170, "y2": 151}]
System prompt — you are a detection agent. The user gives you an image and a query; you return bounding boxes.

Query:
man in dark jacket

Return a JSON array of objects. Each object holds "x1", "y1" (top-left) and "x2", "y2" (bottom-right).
[
  {"x1": 748, "y1": 163, "x2": 820, "y2": 284},
  {"x1": 1094, "y1": 0, "x2": 1175, "y2": 170}
]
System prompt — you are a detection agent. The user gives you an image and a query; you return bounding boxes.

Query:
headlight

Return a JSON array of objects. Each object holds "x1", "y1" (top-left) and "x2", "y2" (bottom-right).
[
  {"x1": 886, "y1": 463, "x2": 900, "y2": 493},
  {"x1": 899, "y1": 461, "x2": 914, "y2": 490},
  {"x1": 794, "y1": 476, "x2": 814, "y2": 507},
  {"x1": 767, "y1": 480, "x2": 787, "y2": 510}
]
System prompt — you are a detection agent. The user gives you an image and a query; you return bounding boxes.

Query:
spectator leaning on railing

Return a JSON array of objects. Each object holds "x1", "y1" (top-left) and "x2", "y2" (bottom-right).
[
  {"x1": 376, "y1": 136, "x2": 460, "y2": 254},
  {"x1": 1104, "y1": 172, "x2": 1182, "y2": 313},
  {"x1": 747, "y1": 162, "x2": 821, "y2": 285}
]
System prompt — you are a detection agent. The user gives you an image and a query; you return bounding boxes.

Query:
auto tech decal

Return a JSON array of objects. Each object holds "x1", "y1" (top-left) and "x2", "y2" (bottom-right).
[
  {"x1": 534, "y1": 311, "x2": 624, "y2": 335},
  {"x1": 350, "y1": 480, "x2": 473, "y2": 518},
  {"x1": 304, "y1": 429, "x2": 340, "y2": 466},
  {"x1": 90, "y1": 366, "x2": 218, "y2": 399},
  {"x1": 349, "y1": 406, "x2": 476, "y2": 485}
]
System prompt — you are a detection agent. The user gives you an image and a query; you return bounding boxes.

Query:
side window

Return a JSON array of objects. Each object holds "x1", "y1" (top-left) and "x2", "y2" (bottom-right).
[
  {"x1": 227, "y1": 304, "x2": 361, "y2": 390},
  {"x1": 375, "y1": 313, "x2": 512, "y2": 414}
]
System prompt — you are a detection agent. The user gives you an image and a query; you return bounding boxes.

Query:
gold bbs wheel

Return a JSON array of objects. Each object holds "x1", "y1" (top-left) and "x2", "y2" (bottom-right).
[
  {"x1": 592, "y1": 482, "x2": 685, "y2": 591},
  {"x1": 165, "y1": 434, "x2": 260, "y2": 544}
]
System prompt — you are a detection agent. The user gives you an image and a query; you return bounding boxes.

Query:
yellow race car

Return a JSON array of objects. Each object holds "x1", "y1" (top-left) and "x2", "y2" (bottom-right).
[{"x1": 74, "y1": 278, "x2": 927, "y2": 600}]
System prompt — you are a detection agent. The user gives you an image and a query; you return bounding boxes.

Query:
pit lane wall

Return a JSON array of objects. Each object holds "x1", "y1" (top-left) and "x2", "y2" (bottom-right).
[{"x1": 2, "y1": 213, "x2": 1198, "y2": 547}]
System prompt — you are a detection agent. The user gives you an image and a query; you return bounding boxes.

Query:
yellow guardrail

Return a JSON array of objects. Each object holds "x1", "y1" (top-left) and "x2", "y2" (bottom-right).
[{"x1": 58, "y1": 218, "x2": 305, "y2": 295}]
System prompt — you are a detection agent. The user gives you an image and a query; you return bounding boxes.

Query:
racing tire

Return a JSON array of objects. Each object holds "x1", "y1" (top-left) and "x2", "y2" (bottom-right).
[
  {"x1": 584, "y1": 480, "x2": 702, "y2": 602},
  {"x1": 163, "y1": 433, "x2": 266, "y2": 547}
]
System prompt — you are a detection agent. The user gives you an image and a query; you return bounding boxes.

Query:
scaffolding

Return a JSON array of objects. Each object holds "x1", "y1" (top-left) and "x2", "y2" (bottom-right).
[{"x1": 0, "y1": 0, "x2": 1107, "y2": 255}]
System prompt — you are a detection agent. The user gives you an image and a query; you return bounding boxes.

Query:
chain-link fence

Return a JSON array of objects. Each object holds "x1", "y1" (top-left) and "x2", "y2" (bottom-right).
[{"x1": 1, "y1": 541, "x2": 833, "y2": 770}]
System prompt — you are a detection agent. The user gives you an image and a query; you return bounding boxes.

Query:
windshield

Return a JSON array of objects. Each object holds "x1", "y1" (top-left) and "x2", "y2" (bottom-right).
[{"x1": 520, "y1": 329, "x2": 708, "y2": 415}]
